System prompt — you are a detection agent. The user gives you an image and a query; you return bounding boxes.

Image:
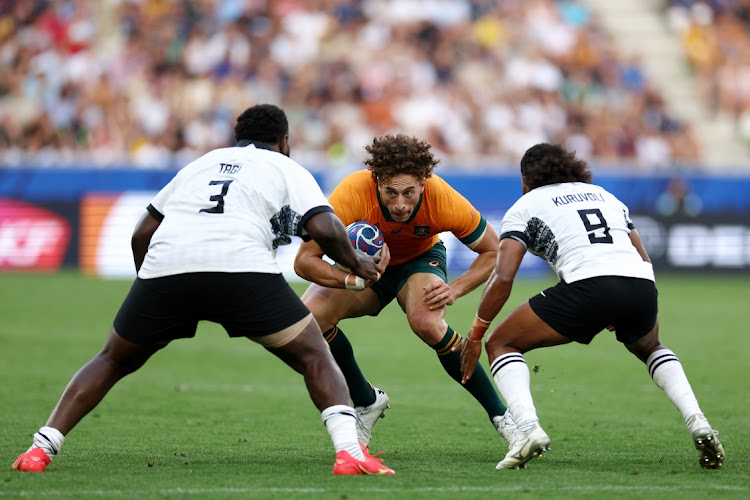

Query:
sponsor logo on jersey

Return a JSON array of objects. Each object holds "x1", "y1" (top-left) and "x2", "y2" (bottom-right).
[
  {"x1": 429, "y1": 260, "x2": 440, "y2": 267},
  {"x1": 414, "y1": 225, "x2": 430, "y2": 236}
]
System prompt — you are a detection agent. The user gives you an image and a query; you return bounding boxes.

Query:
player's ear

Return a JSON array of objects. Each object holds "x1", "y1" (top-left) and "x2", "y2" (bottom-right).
[{"x1": 280, "y1": 134, "x2": 290, "y2": 157}]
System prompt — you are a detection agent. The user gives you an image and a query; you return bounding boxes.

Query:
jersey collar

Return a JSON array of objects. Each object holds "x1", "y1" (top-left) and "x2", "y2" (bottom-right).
[
  {"x1": 236, "y1": 139, "x2": 274, "y2": 151},
  {"x1": 376, "y1": 184, "x2": 423, "y2": 223}
]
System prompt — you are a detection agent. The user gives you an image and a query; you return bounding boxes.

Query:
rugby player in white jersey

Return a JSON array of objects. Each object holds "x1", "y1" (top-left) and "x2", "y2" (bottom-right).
[
  {"x1": 454, "y1": 143, "x2": 724, "y2": 470},
  {"x1": 12, "y1": 104, "x2": 394, "y2": 475}
]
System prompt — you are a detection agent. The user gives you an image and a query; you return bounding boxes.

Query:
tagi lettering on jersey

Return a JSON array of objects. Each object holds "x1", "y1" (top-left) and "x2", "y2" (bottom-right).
[{"x1": 551, "y1": 193, "x2": 606, "y2": 206}]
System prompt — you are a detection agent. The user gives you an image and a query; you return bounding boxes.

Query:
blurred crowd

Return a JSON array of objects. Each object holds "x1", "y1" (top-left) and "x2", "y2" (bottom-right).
[
  {"x1": 664, "y1": 0, "x2": 750, "y2": 150},
  {"x1": 0, "y1": 0, "x2": 701, "y2": 171}
]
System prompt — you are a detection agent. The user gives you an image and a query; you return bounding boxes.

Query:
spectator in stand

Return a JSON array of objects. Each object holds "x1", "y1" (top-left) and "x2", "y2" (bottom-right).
[
  {"x1": 0, "y1": 0, "x2": 700, "y2": 169},
  {"x1": 655, "y1": 177, "x2": 703, "y2": 217},
  {"x1": 665, "y1": 0, "x2": 750, "y2": 149}
]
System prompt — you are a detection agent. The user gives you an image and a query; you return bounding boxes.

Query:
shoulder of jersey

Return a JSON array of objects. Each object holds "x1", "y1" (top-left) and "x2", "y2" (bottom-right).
[
  {"x1": 345, "y1": 169, "x2": 372, "y2": 181},
  {"x1": 337, "y1": 169, "x2": 374, "y2": 189},
  {"x1": 422, "y1": 174, "x2": 450, "y2": 195}
]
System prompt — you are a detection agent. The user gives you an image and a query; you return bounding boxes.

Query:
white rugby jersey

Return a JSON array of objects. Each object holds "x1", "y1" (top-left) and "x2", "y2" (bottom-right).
[
  {"x1": 499, "y1": 182, "x2": 654, "y2": 283},
  {"x1": 138, "y1": 142, "x2": 332, "y2": 279}
]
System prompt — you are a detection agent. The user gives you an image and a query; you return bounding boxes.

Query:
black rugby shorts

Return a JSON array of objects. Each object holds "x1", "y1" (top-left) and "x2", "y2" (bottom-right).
[
  {"x1": 114, "y1": 272, "x2": 310, "y2": 344},
  {"x1": 529, "y1": 276, "x2": 658, "y2": 345}
]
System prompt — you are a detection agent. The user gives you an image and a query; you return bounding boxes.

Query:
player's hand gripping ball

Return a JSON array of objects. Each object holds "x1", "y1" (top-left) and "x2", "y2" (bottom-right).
[{"x1": 336, "y1": 221, "x2": 384, "y2": 272}]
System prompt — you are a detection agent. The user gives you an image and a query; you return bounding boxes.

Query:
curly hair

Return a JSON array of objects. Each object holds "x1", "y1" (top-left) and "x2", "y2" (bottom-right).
[
  {"x1": 364, "y1": 134, "x2": 439, "y2": 182},
  {"x1": 520, "y1": 143, "x2": 592, "y2": 190},
  {"x1": 234, "y1": 104, "x2": 288, "y2": 144}
]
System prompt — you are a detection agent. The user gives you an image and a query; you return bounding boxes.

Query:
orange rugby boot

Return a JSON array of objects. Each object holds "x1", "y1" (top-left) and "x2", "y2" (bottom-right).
[
  {"x1": 359, "y1": 442, "x2": 386, "y2": 463},
  {"x1": 12, "y1": 448, "x2": 51, "y2": 472},
  {"x1": 333, "y1": 450, "x2": 395, "y2": 475}
]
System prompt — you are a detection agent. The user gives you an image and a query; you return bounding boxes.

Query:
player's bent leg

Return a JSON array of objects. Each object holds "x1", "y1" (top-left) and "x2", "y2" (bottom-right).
[
  {"x1": 301, "y1": 284, "x2": 391, "y2": 446},
  {"x1": 623, "y1": 318, "x2": 663, "y2": 362},
  {"x1": 483, "y1": 302, "x2": 568, "y2": 468},
  {"x1": 626, "y1": 320, "x2": 725, "y2": 469},
  {"x1": 46, "y1": 327, "x2": 165, "y2": 434},
  {"x1": 398, "y1": 274, "x2": 516, "y2": 446},
  {"x1": 265, "y1": 315, "x2": 395, "y2": 474},
  {"x1": 301, "y1": 283, "x2": 380, "y2": 332},
  {"x1": 13, "y1": 327, "x2": 164, "y2": 471},
  {"x1": 320, "y1": 325, "x2": 390, "y2": 445},
  {"x1": 323, "y1": 326, "x2": 378, "y2": 406},
  {"x1": 264, "y1": 314, "x2": 351, "y2": 410},
  {"x1": 485, "y1": 302, "x2": 571, "y2": 359}
]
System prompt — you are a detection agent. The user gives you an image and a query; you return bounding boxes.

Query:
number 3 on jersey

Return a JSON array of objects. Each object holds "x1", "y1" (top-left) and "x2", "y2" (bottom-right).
[
  {"x1": 577, "y1": 208, "x2": 613, "y2": 244},
  {"x1": 200, "y1": 180, "x2": 233, "y2": 214}
]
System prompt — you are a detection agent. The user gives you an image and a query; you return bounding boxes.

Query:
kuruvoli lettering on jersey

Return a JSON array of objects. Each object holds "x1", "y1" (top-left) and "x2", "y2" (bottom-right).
[{"x1": 551, "y1": 193, "x2": 606, "y2": 206}]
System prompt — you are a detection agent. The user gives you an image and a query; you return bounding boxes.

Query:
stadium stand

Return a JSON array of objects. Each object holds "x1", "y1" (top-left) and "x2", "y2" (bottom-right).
[
  {"x1": 663, "y1": 0, "x2": 750, "y2": 154},
  {"x1": 0, "y1": 0, "x2": 733, "y2": 170}
]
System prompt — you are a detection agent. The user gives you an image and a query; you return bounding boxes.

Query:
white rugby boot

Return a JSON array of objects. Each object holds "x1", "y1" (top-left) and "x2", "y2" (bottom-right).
[
  {"x1": 496, "y1": 423, "x2": 550, "y2": 470},
  {"x1": 687, "y1": 414, "x2": 724, "y2": 469},
  {"x1": 492, "y1": 412, "x2": 522, "y2": 450},
  {"x1": 355, "y1": 387, "x2": 390, "y2": 447}
]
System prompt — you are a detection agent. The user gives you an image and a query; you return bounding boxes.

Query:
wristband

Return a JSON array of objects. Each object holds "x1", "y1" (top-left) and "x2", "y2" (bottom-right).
[
  {"x1": 467, "y1": 315, "x2": 491, "y2": 341},
  {"x1": 474, "y1": 313, "x2": 492, "y2": 325},
  {"x1": 344, "y1": 274, "x2": 365, "y2": 291}
]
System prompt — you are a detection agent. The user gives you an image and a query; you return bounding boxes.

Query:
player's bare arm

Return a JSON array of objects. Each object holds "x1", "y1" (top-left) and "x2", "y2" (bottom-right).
[
  {"x1": 295, "y1": 239, "x2": 347, "y2": 288},
  {"x1": 452, "y1": 237, "x2": 526, "y2": 383},
  {"x1": 629, "y1": 229, "x2": 652, "y2": 263},
  {"x1": 297, "y1": 212, "x2": 390, "y2": 286},
  {"x1": 131, "y1": 211, "x2": 160, "y2": 272},
  {"x1": 295, "y1": 239, "x2": 390, "y2": 289},
  {"x1": 423, "y1": 224, "x2": 499, "y2": 310}
]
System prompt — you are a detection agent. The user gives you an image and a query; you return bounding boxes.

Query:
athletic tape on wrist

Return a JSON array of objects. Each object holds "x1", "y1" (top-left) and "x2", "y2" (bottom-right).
[
  {"x1": 344, "y1": 274, "x2": 365, "y2": 291},
  {"x1": 468, "y1": 316, "x2": 490, "y2": 341},
  {"x1": 467, "y1": 326, "x2": 487, "y2": 342}
]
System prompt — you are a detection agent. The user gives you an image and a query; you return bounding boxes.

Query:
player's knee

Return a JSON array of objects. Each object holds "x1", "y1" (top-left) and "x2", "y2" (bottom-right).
[
  {"x1": 408, "y1": 315, "x2": 444, "y2": 344},
  {"x1": 299, "y1": 347, "x2": 338, "y2": 377},
  {"x1": 303, "y1": 297, "x2": 344, "y2": 326},
  {"x1": 485, "y1": 327, "x2": 518, "y2": 354},
  {"x1": 625, "y1": 331, "x2": 663, "y2": 362}
]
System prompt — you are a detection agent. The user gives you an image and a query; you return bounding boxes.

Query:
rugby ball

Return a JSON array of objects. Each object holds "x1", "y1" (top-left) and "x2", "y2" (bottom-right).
[{"x1": 336, "y1": 221, "x2": 384, "y2": 272}]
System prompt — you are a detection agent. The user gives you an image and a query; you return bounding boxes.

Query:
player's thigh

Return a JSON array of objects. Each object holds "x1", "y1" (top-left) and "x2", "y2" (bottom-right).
[
  {"x1": 101, "y1": 326, "x2": 165, "y2": 373},
  {"x1": 114, "y1": 276, "x2": 199, "y2": 345},
  {"x1": 397, "y1": 272, "x2": 448, "y2": 345},
  {"x1": 485, "y1": 301, "x2": 571, "y2": 358},
  {"x1": 262, "y1": 314, "x2": 333, "y2": 373},
  {"x1": 301, "y1": 282, "x2": 381, "y2": 328}
]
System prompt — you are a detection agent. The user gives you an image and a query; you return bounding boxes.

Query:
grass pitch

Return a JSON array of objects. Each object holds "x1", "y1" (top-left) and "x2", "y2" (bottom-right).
[{"x1": 0, "y1": 271, "x2": 747, "y2": 499}]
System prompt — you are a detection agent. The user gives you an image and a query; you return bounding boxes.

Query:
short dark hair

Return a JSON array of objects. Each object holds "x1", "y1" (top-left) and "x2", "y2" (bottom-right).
[
  {"x1": 364, "y1": 134, "x2": 439, "y2": 182},
  {"x1": 520, "y1": 143, "x2": 592, "y2": 190},
  {"x1": 234, "y1": 104, "x2": 288, "y2": 144}
]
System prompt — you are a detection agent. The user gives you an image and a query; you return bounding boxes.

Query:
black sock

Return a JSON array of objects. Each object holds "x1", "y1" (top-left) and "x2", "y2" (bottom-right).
[
  {"x1": 324, "y1": 326, "x2": 376, "y2": 407},
  {"x1": 433, "y1": 326, "x2": 508, "y2": 419}
]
